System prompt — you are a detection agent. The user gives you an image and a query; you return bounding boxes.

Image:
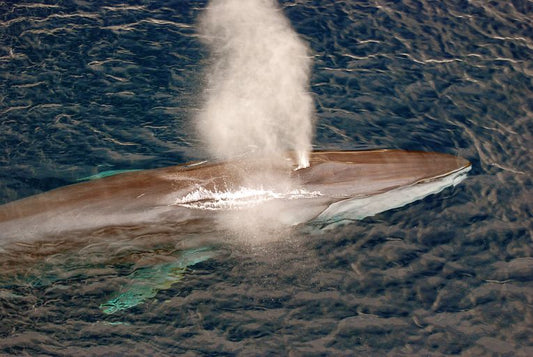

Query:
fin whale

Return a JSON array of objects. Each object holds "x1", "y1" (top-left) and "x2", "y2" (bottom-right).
[
  {"x1": 0, "y1": 149, "x2": 470, "y2": 249},
  {"x1": 0, "y1": 149, "x2": 470, "y2": 312}
]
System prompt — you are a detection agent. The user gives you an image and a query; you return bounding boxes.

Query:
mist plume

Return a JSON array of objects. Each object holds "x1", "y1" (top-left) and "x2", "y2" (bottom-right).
[{"x1": 197, "y1": 0, "x2": 315, "y2": 168}]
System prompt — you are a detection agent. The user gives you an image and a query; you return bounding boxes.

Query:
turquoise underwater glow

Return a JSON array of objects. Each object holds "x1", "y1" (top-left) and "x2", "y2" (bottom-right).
[{"x1": 100, "y1": 247, "x2": 218, "y2": 314}]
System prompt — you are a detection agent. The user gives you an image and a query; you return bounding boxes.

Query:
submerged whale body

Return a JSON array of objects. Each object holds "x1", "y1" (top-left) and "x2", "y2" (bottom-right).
[{"x1": 0, "y1": 150, "x2": 470, "y2": 248}]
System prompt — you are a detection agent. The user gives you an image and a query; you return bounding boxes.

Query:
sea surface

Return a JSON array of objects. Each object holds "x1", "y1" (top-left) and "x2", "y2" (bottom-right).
[{"x1": 0, "y1": 0, "x2": 532, "y2": 355}]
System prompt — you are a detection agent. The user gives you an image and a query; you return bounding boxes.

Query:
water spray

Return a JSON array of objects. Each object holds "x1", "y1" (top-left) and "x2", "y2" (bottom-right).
[{"x1": 197, "y1": 0, "x2": 315, "y2": 167}]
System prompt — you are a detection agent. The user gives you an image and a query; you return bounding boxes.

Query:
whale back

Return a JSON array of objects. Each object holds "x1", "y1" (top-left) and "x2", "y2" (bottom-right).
[{"x1": 0, "y1": 149, "x2": 470, "y2": 246}]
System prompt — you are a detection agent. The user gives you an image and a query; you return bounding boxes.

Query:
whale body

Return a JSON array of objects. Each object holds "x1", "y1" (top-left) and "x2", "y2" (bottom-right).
[
  {"x1": 0, "y1": 149, "x2": 471, "y2": 313},
  {"x1": 0, "y1": 149, "x2": 470, "y2": 250}
]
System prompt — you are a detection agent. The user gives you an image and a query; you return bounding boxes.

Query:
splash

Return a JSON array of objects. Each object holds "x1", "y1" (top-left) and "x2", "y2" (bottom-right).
[
  {"x1": 197, "y1": 0, "x2": 314, "y2": 168},
  {"x1": 174, "y1": 186, "x2": 322, "y2": 210}
]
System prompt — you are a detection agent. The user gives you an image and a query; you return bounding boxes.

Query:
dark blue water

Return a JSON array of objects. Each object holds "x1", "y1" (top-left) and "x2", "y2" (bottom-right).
[{"x1": 1, "y1": 0, "x2": 532, "y2": 355}]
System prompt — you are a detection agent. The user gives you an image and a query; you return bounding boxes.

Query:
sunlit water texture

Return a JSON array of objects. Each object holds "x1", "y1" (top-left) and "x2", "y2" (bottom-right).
[{"x1": 0, "y1": 0, "x2": 531, "y2": 355}]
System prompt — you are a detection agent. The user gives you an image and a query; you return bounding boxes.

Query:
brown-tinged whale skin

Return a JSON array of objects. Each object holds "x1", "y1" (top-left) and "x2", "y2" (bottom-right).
[{"x1": 0, "y1": 150, "x2": 471, "y2": 246}]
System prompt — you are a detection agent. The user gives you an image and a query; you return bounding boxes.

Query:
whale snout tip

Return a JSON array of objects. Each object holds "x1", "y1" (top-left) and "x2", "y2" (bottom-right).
[{"x1": 453, "y1": 155, "x2": 472, "y2": 173}]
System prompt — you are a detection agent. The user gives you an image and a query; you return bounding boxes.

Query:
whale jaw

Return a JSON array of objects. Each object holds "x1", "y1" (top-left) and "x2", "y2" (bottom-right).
[{"x1": 314, "y1": 164, "x2": 471, "y2": 227}]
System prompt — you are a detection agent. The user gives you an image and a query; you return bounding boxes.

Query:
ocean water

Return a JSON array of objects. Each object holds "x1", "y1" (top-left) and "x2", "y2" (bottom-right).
[{"x1": 0, "y1": 0, "x2": 532, "y2": 355}]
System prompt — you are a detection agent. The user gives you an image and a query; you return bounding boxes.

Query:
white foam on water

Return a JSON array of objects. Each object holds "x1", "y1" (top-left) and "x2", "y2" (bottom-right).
[{"x1": 174, "y1": 186, "x2": 322, "y2": 211}]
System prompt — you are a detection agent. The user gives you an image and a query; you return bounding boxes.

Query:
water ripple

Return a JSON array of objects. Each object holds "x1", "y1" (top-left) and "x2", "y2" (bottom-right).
[{"x1": 0, "y1": 0, "x2": 531, "y2": 355}]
